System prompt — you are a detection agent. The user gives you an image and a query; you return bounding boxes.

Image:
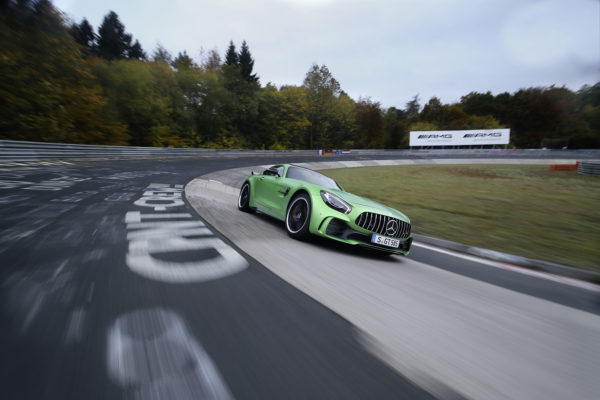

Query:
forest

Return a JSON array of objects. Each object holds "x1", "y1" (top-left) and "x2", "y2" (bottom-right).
[{"x1": 1, "y1": 0, "x2": 599, "y2": 149}]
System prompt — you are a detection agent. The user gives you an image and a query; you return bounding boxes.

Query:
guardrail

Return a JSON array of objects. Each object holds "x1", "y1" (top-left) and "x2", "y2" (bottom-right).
[
  {"x1": 0, "y1": 140, "x2": 317, "y2": 162},
  {"x1": 1, "y1": 140, "x2": 599, "y2": 162},
  {"x1": 578, "y1": 160, "x2": 600, "y2": 176}
]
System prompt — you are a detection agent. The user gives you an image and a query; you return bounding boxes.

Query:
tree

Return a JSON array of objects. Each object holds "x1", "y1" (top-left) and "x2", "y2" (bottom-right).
[
  {"x1": 0, "y1": 0, "x2": 128, "y2": 144},
  {"x1": 70, "y1": 18, "x2": 96, "y2": 56},
  {"x1": 384, "y1": 107, "x2": 408, "y2": 149},
  {"x1": 466, "y1": 114, "x2": 503, "y2": 129},
  {"x1": 224, "y1": 41, "x2": 238, "y2": 66},
  {"x1": 96, "y1": 11, "x2": 132, "y2": 60},
  {"x1": 172, "y1": 51, "x2": 196, "y2": 71},
  {"x1": 148, "y1": 61, "x2": 196, "y2": 147},
  {"x1": 200, "y1": 48, "x2": 221, "y2": 72},
  {"x1": 438, "y1": 105, "x2": 469, "y2": 129},
  {"x1": 327, "y1": 92, "x2": 356, "y2": 148},
  {"x1": 409, "y1": 121, "x2": 439, "y2": 132},
  {"x1": 192, "y1": 69, "x2": 240, "y2": 147},
  {"x1": 238, "y1": 40, "x2": 258, "y2": 83},
  {"x1": 578, "y1": 83, "x2": 600, "y2": 106},
  {"x1": 152, "y1": 43, "x2": 172, "y2": 64},
  {"x1": 506, "y1": 87, "x2": 586, "y2": 147},
  {"x1": 128, "y1": 39, "x2": 146, "y2": 60},
  {"x1": 421, "y1": 97, "x2": 443, "y2": 122},
  {"x1": 256, "y1": 84, "x2": 310, "y2": 149},
  {"x1": 218, "y1": 41, "x2": 261, "y2": 146},
  {"x1": 460, "y1": 91, "x2": 498, "y2": 116},
  {"x1": 220, "y1": 64, "x2": 260, "y2": 146},
  {"x1": 355, "y1": 98, "x2": 385, "y2": 148},
  {"x1": 302, "y1": 64, "x2": 343, "y2": 148},
  {"x1": 421, "y1": 98, "x2": 470, "y2": 130},
  {"x1": 91, "y1": 59, "x2": 174, "y2": 146},
  {"x1": 303, "y1": 64, "x2": 341, "y2": 96},
  {"x1": 405, "y1": 94, "x2": 421, "y2": 117}
]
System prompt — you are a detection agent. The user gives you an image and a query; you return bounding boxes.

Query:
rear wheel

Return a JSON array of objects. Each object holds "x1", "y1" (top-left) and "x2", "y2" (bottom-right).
[
  {"x1": 238, "y1": 182, "x2": 254, "y2": 213},
  {"x1": 285, "y1": 193, "x2": 311, "y2": 238}
]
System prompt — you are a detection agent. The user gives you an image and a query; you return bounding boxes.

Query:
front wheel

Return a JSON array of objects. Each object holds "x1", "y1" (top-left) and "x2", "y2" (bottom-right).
[
  {"x1": 238, "y1": 182, "x2": 254, "y2": 213},
  {"x1": 285, "y1": 193, "x2": 311, "y2": 239}
]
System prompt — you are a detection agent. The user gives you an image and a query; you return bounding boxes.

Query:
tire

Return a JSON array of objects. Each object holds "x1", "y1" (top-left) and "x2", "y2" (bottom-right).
[
  {"x1": 285, "y1": 193, "x2": 311, "y2": 239},
  {"x1": 238, "y1": 182, "x2": 254, "y2": 213}
]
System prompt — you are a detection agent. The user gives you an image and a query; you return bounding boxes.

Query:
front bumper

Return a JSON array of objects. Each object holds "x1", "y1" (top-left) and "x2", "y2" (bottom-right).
[{"x1": 317, "y1": 217, "x2": 412, "y2": 255}]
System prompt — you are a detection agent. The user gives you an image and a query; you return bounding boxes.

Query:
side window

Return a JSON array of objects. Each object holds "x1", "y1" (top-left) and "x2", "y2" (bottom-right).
[
  {"x1": 286, "y1": 166, "x2": 302, "y2": 180},
  {"x1": 263, "y1": 166, "x2": 283, "y2": 177}
]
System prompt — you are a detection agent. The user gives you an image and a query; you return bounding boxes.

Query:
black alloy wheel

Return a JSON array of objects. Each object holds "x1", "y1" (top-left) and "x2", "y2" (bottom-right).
[
  {"x1": 285, "y1": 193, "x2": 311, "y2": 238},
  {"x1": 238, "y1": 182, "x2": 254, "y2": 212}
]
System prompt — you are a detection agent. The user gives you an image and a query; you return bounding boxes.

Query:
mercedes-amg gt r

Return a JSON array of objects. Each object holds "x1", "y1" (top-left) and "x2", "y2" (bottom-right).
[{"x1": 237, "y1": 164, "x2": 412, "y2": 255}]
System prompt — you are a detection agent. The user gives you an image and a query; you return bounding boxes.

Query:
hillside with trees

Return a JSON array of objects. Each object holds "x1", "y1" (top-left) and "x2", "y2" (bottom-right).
[{"x1": 1, "y1": 0, "x2": 598, "y2": 149}]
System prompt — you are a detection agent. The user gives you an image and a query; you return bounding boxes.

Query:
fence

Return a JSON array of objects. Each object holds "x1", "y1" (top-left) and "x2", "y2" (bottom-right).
[
  {"x1": 0, "y1": 140, "x2": 316, "y2": 162},
  {"x1": 1, "y1": 139, "x2": 599, "y2": 163},
  {"x1": 578, "y1": 160, "x2": 600, "y2": 176}
]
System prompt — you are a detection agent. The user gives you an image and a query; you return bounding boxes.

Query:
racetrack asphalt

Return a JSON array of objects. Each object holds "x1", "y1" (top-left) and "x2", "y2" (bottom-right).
[
  {"x1": 0, "y1": 155, "x2": 438, "y2": 400},
  {"x1": 1, "y1": 154, "x2": 598, "y2": 400},
  {"x1": 186, "y1": 161, "x2": 600, "y2": 400}
]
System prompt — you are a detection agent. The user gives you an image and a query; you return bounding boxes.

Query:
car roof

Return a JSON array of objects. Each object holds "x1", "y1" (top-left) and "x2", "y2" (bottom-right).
[
  {"x1": 287, "y1": 164, "x2": 314, "y2": 171},
  {"x1": 268, "y1": 164, "x2": 313, "y2": 171}
]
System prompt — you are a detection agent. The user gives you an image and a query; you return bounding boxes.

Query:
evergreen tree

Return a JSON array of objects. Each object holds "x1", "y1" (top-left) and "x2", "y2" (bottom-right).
[
  {"x1": 152, "y1": 44, "x2": 172, "y2": 64},
  {"x1": 172, "y1": 51, "x2": 196, "y2": 71},
  {"x1": 219, "y1": 41, "x2": 261, "y2": 146},
  {"x1": 128, "y1": 39, "x2": 146, "y2": 60},
  {"x1": 0, "y1": 0, "x2": 128, "y2": 144},
  {"x1": 384, "y1": 107, "x2": 407, "y2": 149},
  {"x1": 70, "y1": 18, "x2": 96, "y2": 56},
  {"x1": 238, "y1": 40, "x2": 258, "y2": 83},
  {"x1": 405, "y1": 94, "x2": 420, "y2": 117},
  {"x1": 224, "y1": 41, "x2": 238, "y2": 66},
  {"x1": 97, "y1": 11, "x2": 132, "y2": 60}
]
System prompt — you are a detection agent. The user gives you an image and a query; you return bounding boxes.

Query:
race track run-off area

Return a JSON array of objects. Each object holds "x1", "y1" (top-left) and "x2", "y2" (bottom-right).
[{"x1": 1, "y1": 156, "x2": 599, "y2": 400}]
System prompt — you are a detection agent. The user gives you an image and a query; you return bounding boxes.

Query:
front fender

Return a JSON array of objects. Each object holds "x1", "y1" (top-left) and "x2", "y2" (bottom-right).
[{"x1": 244, "y1": 177, "x2": 259, "y2": 209}]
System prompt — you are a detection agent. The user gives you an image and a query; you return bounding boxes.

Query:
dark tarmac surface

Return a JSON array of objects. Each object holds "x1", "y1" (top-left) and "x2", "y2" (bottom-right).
[{"x1": 1, "y1": 154, "x2": 597, "y2": 399}]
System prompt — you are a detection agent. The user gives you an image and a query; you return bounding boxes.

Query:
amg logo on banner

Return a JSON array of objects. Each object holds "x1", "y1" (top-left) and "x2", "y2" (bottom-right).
[
  {"x1": 418, "y1": 134, "x2": 453, "y2": 139},
  {"x1": 409, "y1": 129, "x2": 510, "y2": 146},
  {"x1": 463, "y1": 133, "x2": 502, "y2": 138}
]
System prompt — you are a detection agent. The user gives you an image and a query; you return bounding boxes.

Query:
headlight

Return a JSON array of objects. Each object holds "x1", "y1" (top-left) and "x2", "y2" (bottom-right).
[{"x1": 320, "y1": 191, "x2": 352, "y2": 214}]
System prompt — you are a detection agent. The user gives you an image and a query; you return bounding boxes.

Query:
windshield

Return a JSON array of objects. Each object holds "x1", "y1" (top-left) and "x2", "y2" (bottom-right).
[{"x1": 286, "y1": 166, "x2": 341, "y2": 190}]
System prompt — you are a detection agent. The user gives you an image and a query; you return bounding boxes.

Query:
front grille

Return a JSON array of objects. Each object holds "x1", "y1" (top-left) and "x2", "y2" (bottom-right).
[
  {"x1": 355, "y1": 212, "x2": 411, "y2": 239},
  {"x1": 326, "y1": 218, "x2": 412, "y2": 252}
]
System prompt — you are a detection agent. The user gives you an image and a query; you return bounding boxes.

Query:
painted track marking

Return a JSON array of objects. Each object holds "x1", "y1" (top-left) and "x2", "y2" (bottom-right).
[{"x1": 413, "y1": 242, "x2": 600, "y2": 292}]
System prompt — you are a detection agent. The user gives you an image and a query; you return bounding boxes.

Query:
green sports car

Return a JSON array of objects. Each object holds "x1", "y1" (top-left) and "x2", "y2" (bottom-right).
[{"x1": 238, "y1": 164, "x2": 412, "y2": 255}]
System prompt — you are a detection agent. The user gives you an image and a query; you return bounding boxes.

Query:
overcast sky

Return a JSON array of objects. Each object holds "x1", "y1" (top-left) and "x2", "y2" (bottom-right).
[{"x1": 53, "y1": 0, "x2": 599, "y2": 109}]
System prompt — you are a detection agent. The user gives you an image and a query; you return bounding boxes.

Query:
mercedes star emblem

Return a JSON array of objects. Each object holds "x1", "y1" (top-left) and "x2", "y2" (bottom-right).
[{"x1": 386, "y1": 219, "x2": 399, "y2": 236}]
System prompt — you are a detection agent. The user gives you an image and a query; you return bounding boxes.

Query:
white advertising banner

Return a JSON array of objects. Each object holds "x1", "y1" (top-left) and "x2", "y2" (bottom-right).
[{"x1": 409, "y1": 129, "x2": 510, "y2": 146}]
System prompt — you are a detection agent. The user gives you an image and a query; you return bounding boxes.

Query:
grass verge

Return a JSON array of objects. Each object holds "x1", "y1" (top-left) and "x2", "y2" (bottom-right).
[{"x1": 321, "y1": 165, "x2": 600, "y2": 272}]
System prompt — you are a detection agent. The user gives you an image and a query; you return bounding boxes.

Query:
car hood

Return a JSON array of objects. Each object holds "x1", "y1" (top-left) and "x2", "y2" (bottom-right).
[{"x1": 329, "y1": 189, "x2": 410, "y2": 223}]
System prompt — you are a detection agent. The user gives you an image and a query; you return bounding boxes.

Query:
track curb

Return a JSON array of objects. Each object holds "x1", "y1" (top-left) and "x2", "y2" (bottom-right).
[
  {"x1": 190, "y1": 158, "x2": 600, "y2": 284},
  {"x1": 413, "y1": 234, "x2": 600, "y2": 283}
]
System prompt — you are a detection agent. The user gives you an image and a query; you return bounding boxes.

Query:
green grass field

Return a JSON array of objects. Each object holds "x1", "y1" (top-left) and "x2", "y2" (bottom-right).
[{"x1": 321, "y1": 165, "x2": 600, "y2": 271}]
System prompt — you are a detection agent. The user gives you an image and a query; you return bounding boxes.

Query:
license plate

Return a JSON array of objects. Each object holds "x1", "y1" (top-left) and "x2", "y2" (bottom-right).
[{"x1": 371, "y1": 234, "x2": 400, "y2": 248}]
